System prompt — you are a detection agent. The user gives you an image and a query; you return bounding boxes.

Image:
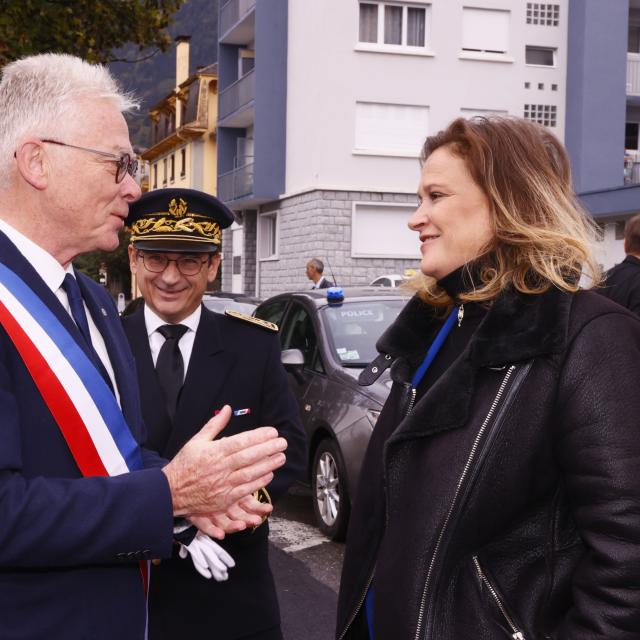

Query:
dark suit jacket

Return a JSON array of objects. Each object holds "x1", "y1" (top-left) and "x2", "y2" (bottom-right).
[
  {"x1": 599, "y1": 254, "x2": 640, "y2": 316},
  {"x1": 123, "y1": 304, "x2": 307, "y2": 640},
  {"x1": 0, "y1": 232, "x2": 174, "y2": 640},
  {"x1": 314, "y1": 276, "x2": 332, "y2": 289}
]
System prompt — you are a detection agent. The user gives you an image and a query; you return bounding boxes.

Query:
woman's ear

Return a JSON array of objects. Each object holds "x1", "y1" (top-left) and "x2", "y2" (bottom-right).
[{"x1": 14, "y1": 140, "x2": 49, "y2": 190}]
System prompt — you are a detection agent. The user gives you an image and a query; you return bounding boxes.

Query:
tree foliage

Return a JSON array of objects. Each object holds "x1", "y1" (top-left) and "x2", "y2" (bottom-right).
[
  {"x1": 74, "y1": 231, "x2": 133, "y2": 298},
  {"x1": 0, "y1": 0, "x2": 185, "y2": 65}
]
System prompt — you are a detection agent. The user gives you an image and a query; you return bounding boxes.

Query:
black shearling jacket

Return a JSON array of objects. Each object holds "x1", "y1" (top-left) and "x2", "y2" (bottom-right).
[{"x1": 336, "y1": 286, "x2": 640, "y2": 640}]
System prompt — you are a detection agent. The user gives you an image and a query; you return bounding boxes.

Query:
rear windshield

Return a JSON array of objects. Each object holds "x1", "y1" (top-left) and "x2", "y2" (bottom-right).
[{"x1": 321, "y1": 299, "x2": 406, "y2": 366}]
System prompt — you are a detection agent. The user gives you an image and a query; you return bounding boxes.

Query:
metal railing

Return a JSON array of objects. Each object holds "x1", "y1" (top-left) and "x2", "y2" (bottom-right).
[
  {"x1": 219, "y1": 69, "x2": 255, "y2": 121},
  {"x1": 627, "y1": 53, "x2": 640, "y2": 96},
  {"x1": 218, "y1": 162, "x2": 254, "y2": 203},
  {"x1": 220, "y1": 0, "x2": 256, "y2": 39}
]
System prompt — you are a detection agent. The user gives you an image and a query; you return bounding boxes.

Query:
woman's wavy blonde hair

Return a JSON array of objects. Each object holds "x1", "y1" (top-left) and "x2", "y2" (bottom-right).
[{"x1": 411, "y1": 116, "x2": 601, "y2": 306}]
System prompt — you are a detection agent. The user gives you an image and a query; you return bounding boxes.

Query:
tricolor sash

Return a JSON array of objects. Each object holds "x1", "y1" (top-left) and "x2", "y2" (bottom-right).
[{"x1": 0, "y1": 263, "x2": 149, "y2": 596}]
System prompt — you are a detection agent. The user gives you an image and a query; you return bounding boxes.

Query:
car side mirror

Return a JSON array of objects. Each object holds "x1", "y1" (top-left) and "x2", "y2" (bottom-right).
[{"x1": 281, "y1": 348, "x2": 306, "y2": 384}]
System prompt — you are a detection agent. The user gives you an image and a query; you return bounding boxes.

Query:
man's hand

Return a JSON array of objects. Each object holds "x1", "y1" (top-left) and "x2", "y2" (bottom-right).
[
  {"x1": 190, "y1": 494, "x2": 272, "y2": 539},
  {"x1": 162, "y1": 406, "x2": 287, "y2": 522}
]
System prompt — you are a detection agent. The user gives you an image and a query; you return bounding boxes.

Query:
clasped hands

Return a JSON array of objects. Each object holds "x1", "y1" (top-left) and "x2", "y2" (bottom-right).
[{"x1": 162, "y1": 405, "x2": 287, "y2": 578}]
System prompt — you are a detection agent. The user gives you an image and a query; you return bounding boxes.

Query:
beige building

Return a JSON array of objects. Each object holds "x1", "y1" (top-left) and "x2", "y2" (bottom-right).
[{"x1": 142, "y1": 36, "x2": 218, "y2": 195}]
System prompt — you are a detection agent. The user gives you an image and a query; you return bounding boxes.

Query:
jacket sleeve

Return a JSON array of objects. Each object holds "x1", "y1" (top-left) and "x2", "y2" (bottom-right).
[
  {"x1": 555, "y1": 310, "x2": 640, "y2": 637},
  {"x1": 0, "y1": 354, "x2": 175, "y2": 568},
  {"x1": 259, "y1": 334, "x2": 307, "y2": 503}
]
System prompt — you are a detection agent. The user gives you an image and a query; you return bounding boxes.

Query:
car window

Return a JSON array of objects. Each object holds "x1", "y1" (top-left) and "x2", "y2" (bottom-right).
[
  {"x1": 255, "y1": 300, "x2": 288, "y2": 327},
  {"x1": 280, "y1": 304, "x2": 323, "y2": 372},
  {"x1": 322, "y1": 299, "x2": 406, "y2": 366}
]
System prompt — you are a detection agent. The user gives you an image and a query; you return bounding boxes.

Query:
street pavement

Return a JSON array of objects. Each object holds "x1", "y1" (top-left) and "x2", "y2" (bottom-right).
[{"x1": 269, "y1": 484, "x2": 345, "y2": 640}]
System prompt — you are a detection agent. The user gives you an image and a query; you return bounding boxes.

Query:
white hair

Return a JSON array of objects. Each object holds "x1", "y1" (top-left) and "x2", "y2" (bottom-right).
[{"x1": 0, "y1": 53, "x2": 139, "y2": 187}]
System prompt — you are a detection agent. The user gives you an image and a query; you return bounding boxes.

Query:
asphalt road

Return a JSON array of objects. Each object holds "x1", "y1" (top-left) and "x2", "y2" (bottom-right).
[{"x1": 269, "y1": 484, "x2": 345, "y2": 640}]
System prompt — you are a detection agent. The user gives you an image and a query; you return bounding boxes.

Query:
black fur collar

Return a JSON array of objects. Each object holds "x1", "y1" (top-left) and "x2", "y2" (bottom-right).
[{"x1": 378, "y1": 286, "x2": 572, "y2": 370}]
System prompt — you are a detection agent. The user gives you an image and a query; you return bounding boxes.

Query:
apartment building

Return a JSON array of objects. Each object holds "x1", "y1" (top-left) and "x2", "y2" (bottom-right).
[
  {"x1": 569, "y1": 0, "x2": 640, "y2": 270},
  {"x1": 142, "y1": 37, "x2": 218, "y2": 195},
  {"x1": 217, "y1": 0, "x2": 630, "y2": 297}
]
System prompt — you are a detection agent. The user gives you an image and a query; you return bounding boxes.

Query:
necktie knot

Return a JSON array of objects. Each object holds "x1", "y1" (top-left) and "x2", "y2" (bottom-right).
[{"x1": 157, "y1": 324, "x2": 188, "y2": 341}]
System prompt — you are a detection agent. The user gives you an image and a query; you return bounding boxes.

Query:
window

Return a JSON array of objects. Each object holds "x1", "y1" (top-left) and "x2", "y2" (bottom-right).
[
  {"x1": 281, "y1": 305, "x2": 321, "y2": 371},
  {"x1": 524, "y1": 104, "x2": 557, "y2": 127},
  {"x1": 170, "y1": 154, "x2": 175, "y2": 182},
  {"x1": 180, "y1": 148, "x2": 186, "y2": 177},
  {"x1": 352, "y1": 202, "x2": 420, "y2": 258},
  {"x1": 524, "y1": 82, "x2": 531, "y2": 89},
  {"x1": 354, "y1": 102, "x2": 429, "y2": 156},
  {"x1": 255, "y1": 300, "x2": 288, "y2": 327},
  {"x1": 162, "y1": 158, "x2": 167, "y2": 185},
  {"x1": 358, "y1": 2, "x2": 429, "y2": 50},
  {"x1": 538, "y1": 82, "x2": 544, "y2": 90},
  {"x1": 616, "y1": 220, "x2": 626, "y2": 241},
  {"x1": 460, "y1": 107, "x2": 508, "y2": 120},
  {"x1": 462, "y1": 8, "x2": 510, "y2": 55},
  {"x1": 258, "y1": 212, "x2": 278, "y2": 259},
  {"x1": 526, "y1": 45, "x2": 556, "y2": 66},
  {"x1": 152, "y1": 163, "x2": 157, "y2": 189},
  {"x1": 626, "y1": 122, "x2": 639, "y2": 150},
  {"x1": 551, "y1": 83, "x2": 558, "y2": 91},
  {"x1": 526, "y1": 3, "x2": 559, "y2": 26}
]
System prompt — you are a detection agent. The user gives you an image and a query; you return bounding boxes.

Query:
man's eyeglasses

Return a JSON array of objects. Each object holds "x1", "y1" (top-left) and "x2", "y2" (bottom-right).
[
  {"x1": 41, "y1": 139, "x2": 138, "y2": 183},
  {"x1": 137, "y1": 251, "x2": 210, "y2": 276}
]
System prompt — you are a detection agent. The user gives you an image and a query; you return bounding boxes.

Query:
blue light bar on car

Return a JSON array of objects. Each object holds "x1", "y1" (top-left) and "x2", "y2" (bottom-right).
[{"x1": 326, "y1": 287, "x2": 344, "y2": 304}]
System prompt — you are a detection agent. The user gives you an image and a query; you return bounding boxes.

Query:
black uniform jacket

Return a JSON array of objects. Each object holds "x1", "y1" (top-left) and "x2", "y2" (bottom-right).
[
  {"x1": 123, "y1": 304, "x2": 307, "y2": 640},
  {"x1": 336, "y1": 286, "x2": 640, "y2": 639},
  {"x1": 599, "y1": 254, "x2": 640, "y2": 316}
]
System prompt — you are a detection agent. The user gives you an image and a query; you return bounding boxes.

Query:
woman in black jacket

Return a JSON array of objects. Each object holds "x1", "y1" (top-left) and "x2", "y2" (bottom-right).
[{"x1": 336, "y1": 116, "x2": 640, "y2": 639}]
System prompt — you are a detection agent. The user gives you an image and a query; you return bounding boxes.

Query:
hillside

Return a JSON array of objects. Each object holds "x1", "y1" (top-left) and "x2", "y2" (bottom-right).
[{"x1": 109, "y1": 0, "x2": 219, "y2": 149}]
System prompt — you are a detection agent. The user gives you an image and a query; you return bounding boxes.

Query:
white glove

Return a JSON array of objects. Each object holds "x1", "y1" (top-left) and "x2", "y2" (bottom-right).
[{"x1": 178, "y1": 531, "x2": 235, "y2": 581}]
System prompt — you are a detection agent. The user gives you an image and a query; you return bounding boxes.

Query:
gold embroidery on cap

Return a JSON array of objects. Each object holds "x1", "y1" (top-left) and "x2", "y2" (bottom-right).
[{"x1": 168, "y1": 197, "x2": 188, "y2": 218}]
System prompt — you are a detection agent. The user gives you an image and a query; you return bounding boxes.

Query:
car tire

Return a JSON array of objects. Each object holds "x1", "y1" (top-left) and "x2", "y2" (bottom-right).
[{"x1": 312, "y1": 438, "x2": 350, "y2": 541}]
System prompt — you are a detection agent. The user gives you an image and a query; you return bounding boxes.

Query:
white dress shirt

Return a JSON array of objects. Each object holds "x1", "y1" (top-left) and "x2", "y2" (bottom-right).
[
  {"x1": 144, "y1": 303, "x2": 201, "y2": 380},
  {"x1": 0, "y1": 219, "x2": 121, "y2": 403}
]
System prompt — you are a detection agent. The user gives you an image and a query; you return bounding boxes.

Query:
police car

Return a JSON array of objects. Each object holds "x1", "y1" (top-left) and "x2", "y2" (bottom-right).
[{"x1": 254, "y1": 287, "x2": 410, "y2": 540}]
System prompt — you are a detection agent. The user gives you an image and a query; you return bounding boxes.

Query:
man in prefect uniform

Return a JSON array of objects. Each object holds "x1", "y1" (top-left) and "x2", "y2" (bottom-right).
[{"x1": 123, "y1": 188, "x2": 307, "y2": 640}]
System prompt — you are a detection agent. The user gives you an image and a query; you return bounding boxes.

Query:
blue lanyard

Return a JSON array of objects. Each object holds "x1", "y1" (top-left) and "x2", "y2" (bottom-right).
[
  {"x1": 364, "y1": 307, "x2": 458, "y2": 640},
  {"x1": 411, "y1": 306, "x2": 459, "y2": 388}
]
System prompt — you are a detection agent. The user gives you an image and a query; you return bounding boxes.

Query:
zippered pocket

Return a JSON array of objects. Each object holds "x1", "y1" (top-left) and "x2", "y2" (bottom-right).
[{"x1": 472, "y1": 555, "x2": 526, "y2": 640}]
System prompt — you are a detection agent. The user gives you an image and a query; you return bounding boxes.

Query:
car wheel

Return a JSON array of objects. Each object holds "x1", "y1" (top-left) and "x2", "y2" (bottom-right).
[{"x1": 312, "y1": 438, "x2": 350, "y2": 541}]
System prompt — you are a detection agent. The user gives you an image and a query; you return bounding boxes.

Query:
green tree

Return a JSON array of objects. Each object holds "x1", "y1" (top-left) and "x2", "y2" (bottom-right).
[
  {"x1": 74, "y1": 231, "x2": 133, "y2": 299},
  {"x1": 0, "y1": 0, "x2": 184, "y2": 65}
]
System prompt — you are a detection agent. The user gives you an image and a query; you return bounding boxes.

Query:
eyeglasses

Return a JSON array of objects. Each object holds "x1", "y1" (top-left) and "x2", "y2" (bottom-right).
[
  {"x1": 41, "y1": 139, "x2": 138, "y2": 183},
  {"x1": 137, "y1": 251, "x2": 210, "y2": 276}
]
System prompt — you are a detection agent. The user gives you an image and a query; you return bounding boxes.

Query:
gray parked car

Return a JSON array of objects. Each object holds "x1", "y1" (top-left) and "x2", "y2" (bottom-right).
[{"x1": 254, "y1": 287, "x2": 410, "y2": 540}]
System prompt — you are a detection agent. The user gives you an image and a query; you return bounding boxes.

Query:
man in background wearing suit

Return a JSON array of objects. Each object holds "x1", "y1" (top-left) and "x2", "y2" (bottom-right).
[
  {"x1": 123, "y1": 188, "x2": 307, "y2": 640},
  {"x1": 0, "y1": 53, "x2": 287, "y2": 640},
  {"x1": 306, "y1": 257, "x2": 332, "y2": 289},
  {"x1": 598, "y1": 214, "x2": 640, "y2": 316}
]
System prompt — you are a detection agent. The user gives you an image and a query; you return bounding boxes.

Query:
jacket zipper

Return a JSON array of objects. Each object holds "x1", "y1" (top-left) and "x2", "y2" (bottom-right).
[
  {"x1": 472, "y1": 556, "x2": 525, "y2": 639},
  {"x1": 414, "y1": 365, "x2": 517, "y2": 640},
  {"x1": 405, "y1": 385, "x2": 417, "y2": 417},
  {"x1": 337, "y1": 570, "x2": 375, "y2": 640}
]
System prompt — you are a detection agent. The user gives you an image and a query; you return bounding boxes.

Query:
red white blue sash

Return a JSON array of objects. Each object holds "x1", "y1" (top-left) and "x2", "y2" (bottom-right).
[{"x1": 0, "y1": 263, "x2": 149, "y2": 595}]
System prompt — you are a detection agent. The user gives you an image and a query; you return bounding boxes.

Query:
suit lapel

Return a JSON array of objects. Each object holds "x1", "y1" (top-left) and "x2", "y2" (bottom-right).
[{"x1": 166, "y1": 307, "x2": 236, "y2": 455}]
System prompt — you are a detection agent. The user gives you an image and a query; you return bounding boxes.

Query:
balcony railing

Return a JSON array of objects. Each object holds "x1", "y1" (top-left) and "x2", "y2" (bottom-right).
[
  {"x1": 220, "y1": 0, "x2": 256, "y2": 40},
  {"x1": 219, "y1": 69, "x2": 255, "y2": 122},
  {"x1": 627, "y1": 53, "x2": 640, "y2": 96},
  {"x1": 218, "y1": 162, "x2": 254, "y2": 203}
]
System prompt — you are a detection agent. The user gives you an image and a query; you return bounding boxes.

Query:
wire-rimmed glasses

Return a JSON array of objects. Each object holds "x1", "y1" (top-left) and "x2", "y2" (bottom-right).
[
  {"x1": 41, "y1": 139, "x2": 138, "y2": 183},
  {"x1": 137, "y1": 251, "x2": 210, "y2": 276}
]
